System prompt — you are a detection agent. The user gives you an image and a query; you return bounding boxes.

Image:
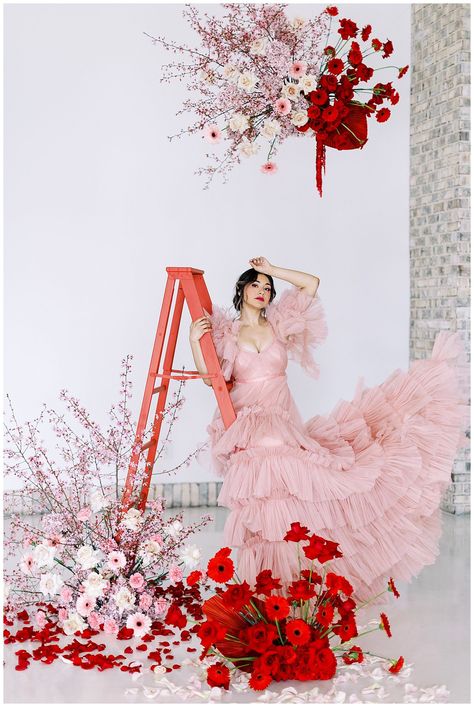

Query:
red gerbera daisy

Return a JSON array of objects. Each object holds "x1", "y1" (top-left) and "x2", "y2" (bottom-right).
[
  {"x1": 398, "y1": 64, "x2": 409, "y2": 78},
  {"x1": 333, "y1": 615, "x2": 358, "y2": 642},
  {"x1": 389, "y1": 655, "x2": 404, "y2": 674},
  {"x1": 380, "y1": 612, "x2": 392, "y2": 637},
  {"x1": 186, "y1": 570, "x2": 202, "y2": 586},
  {"x1": 376, "y1": 108, "x2": 391, "y2": 123},
  {"x1": 207, "y1": 554, "x2": 234, "y2": 583},
  {"x1": 388, "y1": 577, "x2": 400, "y2": 598},
  {"x1": 264, "y1": 595, "x2": 290, "y2": 621},
  {"x1": 285, "y1": 619, "x2": 311, "y2": 646},
  {"x1": 342, "y1": 645, "x2": 364, "y2": 664},
  {"x1": 316, "y1": 602, "x2": 334, "y2": 627},
  {"x1": 327, "y1": 58, "x2": 344, "y2": 75},
  {"x1": 207, "y1": 662, "x2": 230, "y2": 689},
  {"x1": 249, "y1": 669, "x2": 273, "y2": 691}
]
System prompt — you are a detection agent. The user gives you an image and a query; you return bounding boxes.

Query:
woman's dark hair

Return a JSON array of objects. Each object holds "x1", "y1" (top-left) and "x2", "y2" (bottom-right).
[{"x1": 232, "y1": 268, "x2": 276, "y2": 314}]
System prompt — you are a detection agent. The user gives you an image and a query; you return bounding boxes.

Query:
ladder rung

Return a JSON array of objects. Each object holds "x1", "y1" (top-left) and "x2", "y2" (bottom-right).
[
  {"x1": 141, "y1": 437, "x2": 157, "y2": 452},
  {"x1": 152, "y1": 385, "x2": 166, "y2": 394}
]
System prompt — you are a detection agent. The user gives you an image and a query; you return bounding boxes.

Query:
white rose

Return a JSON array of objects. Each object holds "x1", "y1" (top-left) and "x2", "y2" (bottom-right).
[
  {"x1": 82, "y1": 571, "x2": 108, "y2": 599},
  {"x1": 291, "y1": 111, "x2": 309, "y2": 127},
  {"x1": 299, "y1": 74, "x2": 317, "y2": 93},
  {"x1": 260, "y1": 119, "x2": 281, "y2": 141},
  {"x1": 62, "y1": 612, "x2": 86, "y2": 635},
  {"x1": 282, "y1": 83, "x2": 301, "y2": 102},
  {"x1": 289, "y1": 16, "x2": 307, "y2": 31},
  {"x1": 138, "y1": 540, "x2": 162, "y2": 566},
  {"x1": 165, "y1": 519, "x2": 183, "y2": 539},
  {"x1": 33, "y1": 543, "x2": 57, "y2": 568},
  {"x1": 121, "y1": 508, "x2": 144, "y2": 532},
  {"x1": 228, "y1": 112, "x2": 250, "y2": 133},
  {"x1": 249, "y1": 37, "x2": 269, "y2": 56},
  {"x1": 238, "y1": 138, "x2": 260, "y2": 158},
  {"x1": 237, "y1": 70, "x2": 259, "y2": 93},
  {"x1": 39, "y1": 571, "x2": 64, "y2": 597},
  {"x1": 114, "y1": 587, "x2": 136, "y2": 613},
  {"x1": 180, "y1": 544, "x2": 201, "y2": 569},
  {"x1": 76, "y1": 545, "x2": 102, "y2": 570},
  {"x1": 89, "y1": 490, "x2": 110, "y2": 513},
  {"x1": 222, "y1": 63, "x2": 239, "y2": 83}
]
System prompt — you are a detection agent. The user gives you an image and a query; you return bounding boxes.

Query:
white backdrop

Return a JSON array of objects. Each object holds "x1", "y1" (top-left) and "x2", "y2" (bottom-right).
[{"x1": 5, "y1": 3, "x2": 410, "y2": 488}]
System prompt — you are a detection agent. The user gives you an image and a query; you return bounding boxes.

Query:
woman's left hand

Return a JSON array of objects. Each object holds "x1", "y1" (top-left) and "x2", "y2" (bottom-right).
[{"x1": 249, "y1": 256, "x2": 273, "y2": 275}]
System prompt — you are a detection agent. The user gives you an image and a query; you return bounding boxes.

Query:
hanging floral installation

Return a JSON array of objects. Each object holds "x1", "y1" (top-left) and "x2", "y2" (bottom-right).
[{"x1": 147, "y1": 4, "x2": 409, "y2": 195}]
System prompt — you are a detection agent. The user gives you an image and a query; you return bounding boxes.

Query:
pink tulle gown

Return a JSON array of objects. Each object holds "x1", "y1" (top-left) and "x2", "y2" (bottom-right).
[{"x1": 205, "y1": 285, "x2": 469, "y2": 604}]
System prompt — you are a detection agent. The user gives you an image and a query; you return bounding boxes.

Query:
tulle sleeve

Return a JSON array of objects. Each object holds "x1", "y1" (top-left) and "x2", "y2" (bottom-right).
[
  {"x1": 209, "y1": 305, "x2": 239, "y2": 382},
  {"x1": 266, "y1": 284, "x2": 328, "y2": 378}
]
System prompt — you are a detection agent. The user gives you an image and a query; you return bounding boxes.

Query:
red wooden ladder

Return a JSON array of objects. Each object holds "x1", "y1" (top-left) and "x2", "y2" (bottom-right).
[{"x1": 119, "y1": 267, "x2": 236, "y2": 519}]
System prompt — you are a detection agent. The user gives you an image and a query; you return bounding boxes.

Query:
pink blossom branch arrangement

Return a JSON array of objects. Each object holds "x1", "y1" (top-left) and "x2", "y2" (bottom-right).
[
  {"x1": 147, "y1": 3, "x2": 409, "y2": 195},
  {"x1": 3, "y1": 355, "x2": 212, "y2": 637}
]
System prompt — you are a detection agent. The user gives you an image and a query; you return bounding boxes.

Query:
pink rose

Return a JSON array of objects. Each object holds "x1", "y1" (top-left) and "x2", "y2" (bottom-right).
[
  {"x1": 154, "y1": 598, "x2": 170, "y2": 616},
  {"x1": 34, "y1": 610, "x2": 47, "y2": 629},
  {"x1": 129, "y1": 572, "x2": 146, "y2": 591},
  {"x1": 103, "y1": 617, "x2": 119, "y2": 636},
  {"x1": 88, "y1": 611, "x2": 101, "y2": 630}
]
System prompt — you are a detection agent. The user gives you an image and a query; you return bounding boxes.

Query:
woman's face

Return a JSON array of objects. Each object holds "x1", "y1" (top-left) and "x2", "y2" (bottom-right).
[{"x1": 243, "y1": 275, "x2": 272, "y2": 310}]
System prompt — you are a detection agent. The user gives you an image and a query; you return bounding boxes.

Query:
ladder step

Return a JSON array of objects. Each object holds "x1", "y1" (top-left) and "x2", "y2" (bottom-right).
[{"x1": 141, "y1": 438, "x2": 157, "y2": 452}]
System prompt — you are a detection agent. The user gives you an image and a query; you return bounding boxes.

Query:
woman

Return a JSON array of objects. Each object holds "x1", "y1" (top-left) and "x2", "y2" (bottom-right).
[{"x1": 189, "y1": 257, "x2": 469, "y2": 604}]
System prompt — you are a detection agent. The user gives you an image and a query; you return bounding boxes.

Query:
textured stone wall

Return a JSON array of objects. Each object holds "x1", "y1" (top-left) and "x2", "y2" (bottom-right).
[{"x1": 410, "y1": 4, "x2": 470, "y2": 513}]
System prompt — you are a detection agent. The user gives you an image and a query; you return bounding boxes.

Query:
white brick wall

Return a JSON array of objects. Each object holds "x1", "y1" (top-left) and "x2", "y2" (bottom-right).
[{"x1": 410, "y1": 4, "x2": 471, "y2": 513}]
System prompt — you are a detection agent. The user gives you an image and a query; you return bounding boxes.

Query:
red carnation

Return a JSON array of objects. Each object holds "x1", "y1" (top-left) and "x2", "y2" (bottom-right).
[
  {"x1": 186, "y1": 570, "x2": 202, "y2": 586},
  {"x1": 342, "y1": 645, "x2": 364, "y2": 664},
  {"x1": 264, "y1": 595, "x2": 290, "y2": 621},
  {"x1": 255, "y1": 569, "x2": 282, "y2": 596},
  {"x1": 326, "y1": 6, "x2": 338, "y2": 16},
  {"x1": 302, "y1": 534, "x2": 325, "y2": 560},
  {"x1": 245, "y1": 622, "x2": 278, "y2": 653},
  {"x1": 221, "y1": 580, "x2": 253, "y2": 611},
  {"x1": 389, "y1": 655, "x2": 404, "y2": 674},
  {"x1": 249, "y1": 669, "x2": 273, "y2": 691},
  {"x1": 165, "y1": 602, "x2": 187, "y2": 629},
  {"x1": 288, "y1": 579, "x2": 316, "y2": 602},
  {"x1": 382, "y1": 40, "x2": 394, "y2": 58},
  {"x1": 361, "y1": 24, "x2": 372, "y2": 41},
  {"x1": 326, "y1": 572, "x2": 354, "y2": 597},
  {"x1": 398, "y1": 64, "x2": 409, "y2": 78},
  {"x1": 284, "y1": 522, "x2": 310, "y2": 542},
  {"x1": 327, "y1": 58, "x2": 344, "y2": 75},
  {"x1": 207, "y1": 553, "x2": 234, "y2": 583},
  {"x1": 316, "y1": 647, "x2": 337, "y2": 679},
  {"x1": 348, "y1": 48, "x2": 363, "y2": 66},
  {"x1": 355, "y1": 63, "x2": 374, "y2": 81},
  {"x1": 333, "y1": 615, "x2": 358, "y2": 642},
  {"x1": 380, "y1": 612, "x2": 392, "y2": 637},
  {"x1": 376, "y1": 107, "x2": 391, "y2": 123},
  {"x1": 324, "y1": 45, "x2": 336, "y2": 57},
  {"x1": 389, "y1": 90, "x2": 400, "y2": 105},
  {"x1": 388, "y1": 577, "x2": 400, "y2": 598},
  {"x1": 372, "y1": 38, "x2": 382, "y2": 51},
  {"x1": 316, "y1": 601, "x2": 334, "y2": 627},
  {"x1": 301, "y1": 568, "x2": 322, "y2": 584},
  {"x1": 309, "y1": 89, "x2": 329, "y2": 106},
  {"x1": 207, "y1": 662, "x2": 230, "y2": 690},
  {"x1": 285, "y1": 619, "x2": 311, "y2": 646},
  {"x1": 338, "y1": 18, "x2": 358, "y2": 40}
]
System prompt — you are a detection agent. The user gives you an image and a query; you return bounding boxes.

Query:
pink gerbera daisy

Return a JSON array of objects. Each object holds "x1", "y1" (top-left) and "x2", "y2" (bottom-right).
[
  {"x1": 126, "y1": 611, "x2": 152, "y2": 638},
  {"x1": 76, "y1": 594, "x2": 96, "y2": 617},
  {"x1": 203, "y1": 124, "x2": 222, "y2": 143},
  {"x1": 289, "y1": 61, "x2": 307, "y2": 78},
  {"x1": 260, "y1": 162, "x2": 278, "y2": 174},
  {"x1": 274, "y1": 98, "x2": 292, "y2": 116}
]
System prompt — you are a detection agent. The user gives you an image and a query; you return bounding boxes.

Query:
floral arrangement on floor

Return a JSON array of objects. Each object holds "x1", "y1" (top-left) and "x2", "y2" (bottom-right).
[
  {"x1": 147, "y1": 3, "x2": 409, "y2": 195},
  {"x1": 193, "y1": 522, "x2": 403, "y2": 691},
  {"x1": 3, "y1": 355, "x2": 213, "y2": 672}
]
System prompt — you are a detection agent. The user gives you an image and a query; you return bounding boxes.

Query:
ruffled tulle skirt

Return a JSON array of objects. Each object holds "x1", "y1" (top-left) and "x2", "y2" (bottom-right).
[{"x1": 206, "y1": 331, "x2": 469, "y2": 605}]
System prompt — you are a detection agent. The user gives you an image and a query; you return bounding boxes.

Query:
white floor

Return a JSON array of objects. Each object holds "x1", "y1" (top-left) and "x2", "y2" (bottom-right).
[{"x1": 3, "y1": 507, "x2": 470, "y2": 704}]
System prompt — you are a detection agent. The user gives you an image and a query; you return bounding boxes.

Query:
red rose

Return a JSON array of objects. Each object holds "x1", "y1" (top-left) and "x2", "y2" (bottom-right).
[
  {"x1": 255, "y1": 569, "x2": 282, "y2": 596},
  {"x1": 361, "y1": 24, "x2": 372, "y2": 41},
  {"x1": 307, "y1": 105, "x2": 321, "y2": 119},
  {"x1": 276, "y1": 644, "x2": 297, "y2": 664},
  {"x1": 288, "y1": 580, "x2": 316, "y2": 601},
  {"x1": 338, "y1": 18, "x2": 358, "y2": 40},
  {"x1": 197, "y1": 619, "x2": 228, "y2": 647},
  {"x1": 294, "y1": 659, "x2": 316, "y2": 681},
  {"x1": 320, "y1": 74, "x2": 338, "y2": 92},
  {"x1": 245, "y1": 622, "x2": 278, "y2": 653},
  {"x1": 260, "y1": 649, "x2": 281, "y2": 676},
  {"x1": 326, "y1": 6, "x2": 338, "y2": 16},
  {"x1": 333, "y1": 615, "x2": 358, "y2": 642},
  {"x1": 382, "y1": 40, "x2": 394, "y2": 58},
  {"x1": 376, "y1": 107, "x2": 391, "y2": 122},
  {"x1": 389, "y1": 655, "x2": 404, "y2": 674},
  {"x1": 285, "y1": 619, "x2": 311, "y2": 646},
  {"x1": 284, "y1": 523, "x2": 310, "y2": 544},
  {"x1": 207, "y1": 553, "x2": 234, "y2": 583},
  {"x1": 309, "y1": 89, "x2": 329, "y2": 106},
  {"x1": 274, "y1": 662, "x2": 295, "y2": 680},
  {"x1": 342, "y1": 645, "x2": 364, "y2": 664},
  {"x1": 327, "y1": 58, "x2": 344, "y2": 75},
  {"x1": 165, "y1": 602, "x2": 187, "y2": 629},
  {"x1": 221, "y1": 580, "x2": 253, "y2": 611},
  {"x1": 316, "y1": 648, "x2": 337, "y2": 680},
  {"x1": 207, "y1": 661, "x2": 230, "y2": 690},
  {"x1": 322, "y1": 106, "x2": 340, "y2": 123},
  {"x1": 264, "y1": 595, "x2": 290, "y2": 621}
]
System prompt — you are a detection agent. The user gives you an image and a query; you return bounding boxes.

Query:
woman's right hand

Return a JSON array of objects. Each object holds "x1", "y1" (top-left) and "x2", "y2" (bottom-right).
[{"x1": 190, "y1": 313, "x2": 212, "y2": 343}]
